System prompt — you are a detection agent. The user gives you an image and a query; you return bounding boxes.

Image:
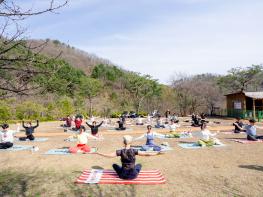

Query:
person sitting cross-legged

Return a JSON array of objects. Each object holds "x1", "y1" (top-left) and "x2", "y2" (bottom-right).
[{"x1": 96, "y1": 135, "x2": 163, "y2": 180}]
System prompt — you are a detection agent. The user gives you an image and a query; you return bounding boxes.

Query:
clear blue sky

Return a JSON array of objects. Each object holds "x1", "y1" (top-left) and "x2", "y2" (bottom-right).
[{"x1": 18, "y1": 0, "x2": 263, "y2": 84}]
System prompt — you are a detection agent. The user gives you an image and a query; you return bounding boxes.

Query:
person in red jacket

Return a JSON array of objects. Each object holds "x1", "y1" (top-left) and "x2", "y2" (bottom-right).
[{"x1": 74, "y1": 117, "x2": 83, "y2": 130}]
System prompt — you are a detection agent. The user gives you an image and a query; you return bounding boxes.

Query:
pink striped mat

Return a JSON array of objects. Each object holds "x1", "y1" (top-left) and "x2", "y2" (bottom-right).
[
  {"x1": 232, "y1": 139, "x2": 263, "y2": 144},
  {"x1": 76, "y1": 169, "x2": 166, "y2": 185}
]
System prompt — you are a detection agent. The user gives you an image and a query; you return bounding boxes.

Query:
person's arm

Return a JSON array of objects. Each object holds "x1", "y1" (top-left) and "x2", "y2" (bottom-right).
[
  {"x1": 96, "y1": 152, "x2": 117, "y2": 158},
  {"x1": 134, "y1": 134, "x2": 146, "y2": 141},
  {"x1": 33, "y1": 120, "x2": 39, "y2": 129},
  {"x1": 86, "y1": 122, "x2": 92, "y2": 128},
  {"x1": 233, "y1": 123, "x2": 245, "y2": 131},
  {"x1": 97, "y1": 121, "x2": 103, "y2": 127},
  {"x1": 255, "y1": 125, "x2": 263, "y2": 130},
  {"x1": 138, "y1": 151, "x2": 163, "y2": 156},
  {"x1": 87, "y1": 133, "x2": 100, "y2": 140},
  {"x1": 22, "y1": 121, "x2": 26, "y2": 129},
  {"x1": 13, "y1": 124, "x2": 21, "y2": 133},
  {"x1": 153, "y1": 132, "x2": 166, "y2": 139}
]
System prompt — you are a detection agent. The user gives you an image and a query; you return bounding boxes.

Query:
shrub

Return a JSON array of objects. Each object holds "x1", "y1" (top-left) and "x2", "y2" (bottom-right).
[
  {"x1": 110, "y1": 112, "x2": 122, "y2": 118},
  {"x1": 0, "y1": 104, "x2": 12, "y2": 121}
]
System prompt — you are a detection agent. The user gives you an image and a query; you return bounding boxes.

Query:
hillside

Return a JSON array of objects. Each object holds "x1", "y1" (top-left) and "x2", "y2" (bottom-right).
[{"x1": 27, "y1": 39, "x2": 112, "y2": 75}]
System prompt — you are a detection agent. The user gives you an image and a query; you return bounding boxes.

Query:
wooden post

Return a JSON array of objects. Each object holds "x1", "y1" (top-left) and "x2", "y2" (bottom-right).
[{"x1": 253, "y1": 99, "x2": 256, "y2": 118}]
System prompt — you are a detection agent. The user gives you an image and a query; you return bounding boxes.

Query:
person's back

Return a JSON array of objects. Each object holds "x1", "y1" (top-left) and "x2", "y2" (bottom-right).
[
  {"x1": 245, "y1": 124, "x2": 256, "y2": 137},
  {"x1": 114, "y1": 147, "x2": 140, "y2": 180}
]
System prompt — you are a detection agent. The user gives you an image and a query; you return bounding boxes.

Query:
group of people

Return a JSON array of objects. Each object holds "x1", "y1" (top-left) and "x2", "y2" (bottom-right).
[
  {"x1": 191, "y1": 113, "x2": 208, "y2": 127},
  {"x1": 1, "y1": 113, "x2": 263, "y2": 181},
  {"x1": 0, "y1": 120, "x2": 39, "y2": 149}
]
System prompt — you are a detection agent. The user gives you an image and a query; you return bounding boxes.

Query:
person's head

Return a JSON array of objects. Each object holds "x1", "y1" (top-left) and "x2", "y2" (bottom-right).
[
  {"x1": 147, "y1": 125, "x2": 152, "y2": 132},
  {"x1": 1, "y1": 123, "x2": 9, "y2": 131},
  {"x1": 170, "y1": 120, "x2": 174, "y2": 124},
  {"x1": 123, "y1": 135, "x2": 133, "y2": 146},
  {"x1": 249, "y1": 119, "x2": 256, "y2": 125},
  {"x1": 201, "y1": 123, "x2": 207, "y2": 130},
  {"x1": 26, "y1": 121, "x2": 32, "y2": 127},
  {"x1": 236, "y1": 117, "x2": 241, "y2": 122},
  {"x1": 79, "y1": 125, "x2": 86, "y2": 133},
  {"x1": 76, "y1": 117, "x2": 80, "y2": 121},
  {"x1": 92, "y1": 121, "x2": 96, "y2": 126}
]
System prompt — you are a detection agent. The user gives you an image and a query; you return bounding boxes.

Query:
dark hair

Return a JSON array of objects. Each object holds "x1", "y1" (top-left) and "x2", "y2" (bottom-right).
[
  {"x1": 79, "y1": 125, "x2": 86, "y2": 131},
  {"x1": 249, "y1": 119, "x2": 256, "y2": 123},
  {"x1": 92, "y1": 121, "x2": 96, "y2": 124},
  {"x1": 236, "y1": 117, "x2": 241, "y2": 120},
  {"x1": 147, "y1": 125, "x2": 152, "y2": 129},
  {"x1": 1, "y1": 123, "x2": 9, "y2": 129}
]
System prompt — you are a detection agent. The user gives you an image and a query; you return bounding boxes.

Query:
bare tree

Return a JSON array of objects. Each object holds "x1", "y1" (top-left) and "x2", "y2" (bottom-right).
[{"x1": 0, "y1": 0, "x2": 68, "y2": 97}]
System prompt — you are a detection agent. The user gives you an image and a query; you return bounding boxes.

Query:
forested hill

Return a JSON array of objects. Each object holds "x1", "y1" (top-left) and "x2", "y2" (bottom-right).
[
  {"x1": 27, "y1": 39, "x2": 112, "y2": 75},
  {"x1": 1, "y1": 37, "x2": 262, "y2": 122}
]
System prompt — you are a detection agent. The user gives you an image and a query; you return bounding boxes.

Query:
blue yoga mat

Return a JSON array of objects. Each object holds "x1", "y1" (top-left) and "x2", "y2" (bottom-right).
[
  {"x1": 44, "y1": 149, "x2": 70, "y2": 155},
  {"x1": 131, "y1": 145, "x2": 173, "y2": 152},
  {"x1": 178, "y1": 143, "x2": 225, "y2": 149},
  {"x1": 15, "y1": 138, "x2": 48, "y2": 142},
  {"x1": 0, "y1": 145, "x2": 33, "y2": 151}
]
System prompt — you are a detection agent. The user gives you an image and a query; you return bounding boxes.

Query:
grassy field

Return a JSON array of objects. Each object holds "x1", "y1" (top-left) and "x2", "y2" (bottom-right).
[{"x1": 1, "y1": 118, "x2": 263, "y2": 197}]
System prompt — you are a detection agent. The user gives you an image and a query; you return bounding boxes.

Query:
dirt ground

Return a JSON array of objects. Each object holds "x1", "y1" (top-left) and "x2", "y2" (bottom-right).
[{"x1": 1, "y1": 117, "x2": 263, "y2": 197}]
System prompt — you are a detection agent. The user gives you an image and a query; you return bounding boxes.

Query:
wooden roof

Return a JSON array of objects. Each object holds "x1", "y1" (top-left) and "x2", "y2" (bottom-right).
[
  {"x1": 244, "y1": 91, "x2": 263, "y2": 99},
  {"x1": 225, "y1": 91, "x2": 263, "y2": 99}
]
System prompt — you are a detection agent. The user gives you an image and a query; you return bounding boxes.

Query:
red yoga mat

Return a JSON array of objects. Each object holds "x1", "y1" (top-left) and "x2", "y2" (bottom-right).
[{"x1": 76, "y1": 169, "x2": 166, "y2": 185}]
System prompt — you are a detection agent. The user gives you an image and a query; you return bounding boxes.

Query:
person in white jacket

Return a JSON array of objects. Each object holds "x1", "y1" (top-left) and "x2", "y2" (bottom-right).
[
  {"x1": 136, "y1": 116, "x2": 144, "y2": 125},
  {"x1": 197, "y1": 123, "x2": 222, "y2": 147},
  {"x1": 0, "y1": 123, "x2": 20, "y2": 149}
]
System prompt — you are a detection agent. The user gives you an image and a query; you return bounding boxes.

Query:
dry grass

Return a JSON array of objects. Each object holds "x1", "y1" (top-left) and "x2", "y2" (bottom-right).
[{"x1": 1, "y1": 117, "x2": 263, "y2": 197}]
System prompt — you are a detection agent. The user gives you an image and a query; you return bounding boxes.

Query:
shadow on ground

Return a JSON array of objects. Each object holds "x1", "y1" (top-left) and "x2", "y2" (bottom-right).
[
  {"x1": 0, "y1": 169, "x2": 137, "y2": 197},
  {"x1": 239, "y1": 165, "x2": 263, "y2": 172}
]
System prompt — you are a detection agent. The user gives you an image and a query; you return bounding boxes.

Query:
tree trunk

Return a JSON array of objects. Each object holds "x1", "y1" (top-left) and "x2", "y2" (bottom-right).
[{"x1": 88, "y1": 98, "x2": 92, "y2": 116}]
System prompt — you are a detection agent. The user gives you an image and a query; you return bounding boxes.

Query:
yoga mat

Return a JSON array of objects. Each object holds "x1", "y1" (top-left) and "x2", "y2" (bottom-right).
[
  {"x1": 163, "y1": 133, "x2": 193, "y2": 139},
  {"x1": 44, "y1": 147, "x2": 97, "y2": 155},
  {"x1": 15, "y1": 138, "x2": 48, "y2": 142},
  {"x1": 107, "y1": 128, "x2": 133, "y2": 132},
  {"x1": 231, "y1": 139, "x2": 263, "y2": 144},
  {"x1": 64, "y1": 137, "x2": 103, "y2": 142},
  {"x1": 131, "y1": 145, "x2": 173, "y2": 151},
  {"x1": 0, "y1": 144, "x2": 33, "y2": 151},
  {"x1": 76, "y1": 169, "x2": 166, "y2": 185},
  {"x1": 178, "y1": 143, "x2": 225, "y2": 149}
]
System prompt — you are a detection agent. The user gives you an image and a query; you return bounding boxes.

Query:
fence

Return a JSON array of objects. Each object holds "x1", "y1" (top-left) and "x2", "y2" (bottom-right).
[{"x1": 215, "y1": 109, "x2": 263, "y2": 122}]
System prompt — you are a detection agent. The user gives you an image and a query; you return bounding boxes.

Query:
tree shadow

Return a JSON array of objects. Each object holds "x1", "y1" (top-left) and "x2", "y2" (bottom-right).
[
  {"x1": 91, "y1": 166, "x2": 104, "y2": 170},
  {"x1": 239, "y1": 165, "x2": 263, "y2": 172}
]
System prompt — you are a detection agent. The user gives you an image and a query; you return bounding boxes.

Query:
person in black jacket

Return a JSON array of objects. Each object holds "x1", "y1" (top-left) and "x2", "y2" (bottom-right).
[
  {"x1": 86, "y1": 121, "x2": 103, "y2": 137},
  {"x1": 19, "y1": 120, "x2": 39, "y2": 141}
]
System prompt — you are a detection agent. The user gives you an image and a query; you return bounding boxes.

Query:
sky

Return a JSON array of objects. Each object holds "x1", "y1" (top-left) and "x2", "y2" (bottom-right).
[{"x1": 15, "y1": 0, "x2": 263, "y2": 84}]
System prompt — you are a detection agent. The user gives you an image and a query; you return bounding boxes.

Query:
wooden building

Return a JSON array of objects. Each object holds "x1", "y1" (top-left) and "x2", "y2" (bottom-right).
[{"x1": 225, "y1": 91, "x2": 263, "y2": 119}]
